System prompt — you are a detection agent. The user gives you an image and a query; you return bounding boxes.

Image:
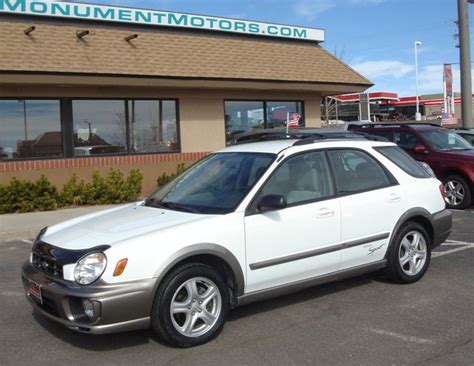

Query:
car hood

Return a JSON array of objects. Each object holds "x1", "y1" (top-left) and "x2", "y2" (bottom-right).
[{"x1": 42, "y1": 203, "x2": 209, "y2": 250}]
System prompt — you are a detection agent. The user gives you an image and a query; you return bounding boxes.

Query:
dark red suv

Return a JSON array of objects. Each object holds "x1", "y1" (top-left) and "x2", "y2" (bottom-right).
[{"x1": 350, "y1": 123, "x2": 474, "y2": 209}]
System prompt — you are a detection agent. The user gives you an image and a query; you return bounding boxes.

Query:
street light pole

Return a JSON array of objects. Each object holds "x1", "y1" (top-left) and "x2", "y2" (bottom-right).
[
  {"x1": 414, "y1": 41, "x2": 422, "y2": 121},
  {"x1": 458, "y1": 0, "x2": 473, "y2": 128}
]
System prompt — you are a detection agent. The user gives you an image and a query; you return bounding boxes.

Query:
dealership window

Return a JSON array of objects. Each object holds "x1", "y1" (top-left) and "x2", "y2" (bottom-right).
[
  {"x1": 266, "y1": 101, "x2": 304, "y2": 129},
  {"x1": 73, "y1": 99, "x2": 178, "y2": 156},
  {"x1": 224, "y1": 100, "x2": 304, "y2": 144},
  {"x1": 0, "y1": 100, "x2": 62, "y2": 160},
  {"x1": 73, "y1": 100, "x2": 128, "y2": 156}
]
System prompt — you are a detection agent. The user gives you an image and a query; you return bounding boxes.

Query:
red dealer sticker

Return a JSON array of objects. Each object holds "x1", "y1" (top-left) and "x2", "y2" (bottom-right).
[{"x1": 28, "y1": 281, "x2": 43, "y2": 304}]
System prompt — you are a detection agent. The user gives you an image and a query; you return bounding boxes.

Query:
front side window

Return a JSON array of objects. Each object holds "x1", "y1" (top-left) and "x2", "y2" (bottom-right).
[
  {"x1": 259, "y1": 151, "x2": 334, "y2": 205},
  {"x1": 419, "y1": 130, "x2": 473, "y2": 151},
  {"x1": 328, "y1": 149, "x2": 393, "y2": 194},
  {"x1": 145, "y1": 152, "x2": 275, "y2": 214},
  {"x1": 0, "y1": 100, "x2": 62, "y2": 160},
  {"x1": 393, "y1": 132, "x2": 422, "y2": 150}
]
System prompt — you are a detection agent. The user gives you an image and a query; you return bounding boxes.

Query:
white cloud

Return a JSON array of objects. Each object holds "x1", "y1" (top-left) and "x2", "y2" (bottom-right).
[
  {"x1": 351, "y1": 60, "x2": 414, "y2": 79},
  {"x1": 294, "y1": 0, "x2": 336, "y2": 20}
]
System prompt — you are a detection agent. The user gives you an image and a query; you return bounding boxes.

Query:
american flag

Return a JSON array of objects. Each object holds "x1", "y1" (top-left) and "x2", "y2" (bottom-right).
[
  {"x1": 287, "y1": 112, "x2": 301, "y2": 128},
  {"x1": 441, "y1": 113, "x2": 458, "y2": 126}
]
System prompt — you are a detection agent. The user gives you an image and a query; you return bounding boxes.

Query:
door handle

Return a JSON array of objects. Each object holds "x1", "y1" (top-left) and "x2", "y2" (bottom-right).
[
  {"x1": 317, "y1": 208, "x2": 335, "y2": 218},
  {"x1": 388, "y1": 193, "x2": 401, "y2": 203}
]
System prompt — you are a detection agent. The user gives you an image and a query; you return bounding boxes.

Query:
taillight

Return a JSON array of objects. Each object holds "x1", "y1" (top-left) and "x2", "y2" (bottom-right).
[{"x1": 439, "y1": 183, "x2": 446, "y2": 199}]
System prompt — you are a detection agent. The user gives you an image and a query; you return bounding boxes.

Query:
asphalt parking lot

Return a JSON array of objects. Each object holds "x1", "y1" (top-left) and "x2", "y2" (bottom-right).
[{"x1": 1, "y1": 210, "x2": 473, "y2": 366}]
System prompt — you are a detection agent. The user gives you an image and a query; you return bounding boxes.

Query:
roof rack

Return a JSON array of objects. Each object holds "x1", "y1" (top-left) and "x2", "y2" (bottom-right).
[
  {"x1": 292, "y1": 132, "x2": 388, "y2": 146},
  {"x1": 357, "y1": 122, "x2": 441, "y2": 129},
  {"x1": 231, "y1": 129, "x2": 341, "y2": 145}
]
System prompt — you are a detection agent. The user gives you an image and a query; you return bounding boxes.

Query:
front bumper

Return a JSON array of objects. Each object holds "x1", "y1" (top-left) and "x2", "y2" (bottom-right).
[
  {"x1": 432, "y1": 209, "x2": 453, "y2": 248},
  {"x1": 21, "y1": 261, "x2": 156, "y2": 334}
]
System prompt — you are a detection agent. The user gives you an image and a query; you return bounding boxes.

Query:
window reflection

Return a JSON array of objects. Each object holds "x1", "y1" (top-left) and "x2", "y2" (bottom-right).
[
  {"x1": 73, "y1": 100, "x2": 178, "y2": 156},
  {"x1": 73, "y1": 100, "x2": 127, "y2": 156},
  {"x1": 225, "y1": 101, "x2": 264, "y2": 142},
  {"x1": 267, "y1": 101, "x2": 304, "y2": 128},
  {"x1": 129, "y1": 100, "x2": 178, "y2": 153},
  {"x1": 224, "y1": 100, "x2": 304, "y2": 144},
  {"x1": 0, "y1": 100, "x2": 62, "y2": 160}
]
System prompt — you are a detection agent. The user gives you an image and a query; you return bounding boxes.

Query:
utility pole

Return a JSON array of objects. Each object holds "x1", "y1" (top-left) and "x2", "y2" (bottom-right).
[
  {"x1": 458, "y1": 0, "x2": 473, "y2": 128},
  {"x1": 414, "y1": 41, "x2": 422, "y2": 121}
]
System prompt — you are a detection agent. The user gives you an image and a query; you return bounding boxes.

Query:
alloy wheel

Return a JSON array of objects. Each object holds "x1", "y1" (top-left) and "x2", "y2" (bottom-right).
[
  {"x1": 398, "y1": 230, "x2": 427, "y2": 276},
  {"x1": 170, "y1": 277, "x2": 222, "y2": 338},
  {"x1": 444, "y1": 179, "x2": 465, "y2": 207}
]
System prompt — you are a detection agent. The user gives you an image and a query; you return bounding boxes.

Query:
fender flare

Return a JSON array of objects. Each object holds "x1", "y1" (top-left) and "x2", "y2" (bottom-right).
[
  {"x1": 385, "y1": 207, "x2": 434, "y2": 258},
  {"x1": 152, "y1": 243, "x2": 245, "y2": 297}
]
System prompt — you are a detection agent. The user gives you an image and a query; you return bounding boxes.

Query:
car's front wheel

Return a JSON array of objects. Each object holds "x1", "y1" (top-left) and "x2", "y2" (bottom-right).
[
  {"x1": 443, "y1": 175, "x2": 471, "y2": 209},
  {"x1": 386, "y1": 222, "x2": 431, "y2": 284},
  {"x1": 151, "y1": 263, "x2": 229, "y2": 348}
]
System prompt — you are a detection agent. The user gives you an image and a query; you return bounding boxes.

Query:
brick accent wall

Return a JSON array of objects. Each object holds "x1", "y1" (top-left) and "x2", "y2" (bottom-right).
[{"x1": 0, "y1": 152, "x2": 207, "y2": 173}]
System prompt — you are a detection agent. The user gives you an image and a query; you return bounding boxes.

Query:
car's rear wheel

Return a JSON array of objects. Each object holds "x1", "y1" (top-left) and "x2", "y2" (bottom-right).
[
  {"x1": 151, "y1": 263, "x2": 229, "y2": 348},
  {"x1": 443, "y1": 175, "x2": 471, "y2": 209},
  {"x1": 386, "y1": 222, "x2": 431, "y2": 283}
]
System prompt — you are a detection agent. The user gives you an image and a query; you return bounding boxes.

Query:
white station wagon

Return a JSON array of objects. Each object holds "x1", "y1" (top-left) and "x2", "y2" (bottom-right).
[{"x1": 22, "y1": 135, "x2": 452, "y2": 347}]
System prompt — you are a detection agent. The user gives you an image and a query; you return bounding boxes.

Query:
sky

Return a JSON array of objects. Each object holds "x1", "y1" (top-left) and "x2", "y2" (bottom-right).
[{"x1": 66, "y1": 0, "x2": 471, "y2": 97}]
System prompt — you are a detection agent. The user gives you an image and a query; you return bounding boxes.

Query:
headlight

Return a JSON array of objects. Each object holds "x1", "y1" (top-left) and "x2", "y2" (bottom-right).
[{"x1": 74, "y1": 252, "x2": 107, "y2": 285}]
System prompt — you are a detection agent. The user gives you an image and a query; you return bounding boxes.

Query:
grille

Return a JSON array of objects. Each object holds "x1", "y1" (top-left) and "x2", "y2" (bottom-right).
[
  {"x1": 40, "y1": 293, "x2": 60, "y2": 318},
  {"x1": 31, "y1": 252, "x2": 63, "y2": 278}
]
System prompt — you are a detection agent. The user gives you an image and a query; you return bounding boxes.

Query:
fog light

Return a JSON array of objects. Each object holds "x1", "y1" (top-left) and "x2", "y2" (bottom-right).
[{"x1": 82, "y1": 299, "x2": 94, "y2": 319}]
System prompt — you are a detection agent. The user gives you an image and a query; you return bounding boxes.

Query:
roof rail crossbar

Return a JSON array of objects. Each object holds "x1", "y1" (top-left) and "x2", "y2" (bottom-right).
[
  {"x1": 358, "y1": 122, "x2": 441, "y2": 128},
  {"x1": 292, "y1": 132, "x2": 388, "y2": 146},
  {"x1": 233, "y1": 132, "x2": 315, "y2": 145}
]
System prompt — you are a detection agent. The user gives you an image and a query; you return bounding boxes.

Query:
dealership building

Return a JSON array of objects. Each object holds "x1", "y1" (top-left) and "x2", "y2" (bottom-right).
[{"x1": 0, "y1": 0, "x2": 371, "y2": 193}]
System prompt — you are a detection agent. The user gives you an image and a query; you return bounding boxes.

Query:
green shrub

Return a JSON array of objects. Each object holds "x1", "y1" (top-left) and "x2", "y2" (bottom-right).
[
  {"x1": 0, "y1": 169, "x2": 144, "y2": 214},
  {"x1": 61, "y1": 174, "x2": 88, "y2": 206},
  {"x1": 157, "y1": 163, "x2": 186, "y2": 187},
  {"x1": 0, "y1": 176, "x2": 60, "y2": 214}
]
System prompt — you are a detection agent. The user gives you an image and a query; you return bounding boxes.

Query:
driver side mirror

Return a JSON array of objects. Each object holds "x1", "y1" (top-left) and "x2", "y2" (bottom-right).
[
  {"x1": 413, "y1": 144, "x2": 428, "y2": 154},
  {"x1": 258, "y1": 194, "x2": 287, "y2": 212}
]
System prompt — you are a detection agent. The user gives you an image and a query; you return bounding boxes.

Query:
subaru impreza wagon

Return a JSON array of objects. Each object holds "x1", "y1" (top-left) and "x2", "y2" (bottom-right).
[{"x1": 22, "y1": 134, "x2": 452, "y2": 347}]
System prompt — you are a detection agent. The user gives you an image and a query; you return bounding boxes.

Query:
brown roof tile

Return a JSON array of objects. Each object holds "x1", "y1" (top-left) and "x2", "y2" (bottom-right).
[{"x1": 0, "y1": 18, "x2": 371, "y2": 86}]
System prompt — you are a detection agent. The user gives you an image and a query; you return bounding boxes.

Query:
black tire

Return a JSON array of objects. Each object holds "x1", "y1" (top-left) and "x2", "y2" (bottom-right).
[
  {"x1": 443, "y1": 175, "x2": 472, "y2": 209},
  {"x1": 385, "y1": 222, "x2": 431, "y2": 284},
  {"x1": 151, "y1": 263, "x2": 229, "y2": 348}
]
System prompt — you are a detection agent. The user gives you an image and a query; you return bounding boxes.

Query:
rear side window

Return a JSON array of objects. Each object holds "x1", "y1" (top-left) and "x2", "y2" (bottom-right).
[
  {"x1": 374, "y1": 146, "x2": 431, "y2": 178},
  {"x1": 327, "y1": 149, "x2": 394, "y2": 194}
]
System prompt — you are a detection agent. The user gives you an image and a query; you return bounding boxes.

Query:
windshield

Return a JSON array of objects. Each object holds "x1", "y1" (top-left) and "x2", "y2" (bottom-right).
[
  {"x1": 419, "y1": 130, "x2": 473, "y2": 152},
  {"x1": 145, "y1": 152, "x2": 275, "y2": 214}
]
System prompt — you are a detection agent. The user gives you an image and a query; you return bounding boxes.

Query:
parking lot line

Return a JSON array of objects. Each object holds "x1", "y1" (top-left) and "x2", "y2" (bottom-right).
[
  {"x1": 432, "y1": 243, "x2": 474, "y2": 258},
  {"x1": 365, "y1": 328, "x2": 436, "y2": 345},
  {"x1": 21, "y1": 239, "x2": 33, "y2": 245},
  {"x1": 445, "y1": 239, "x2": 474, "y2": 245}
]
